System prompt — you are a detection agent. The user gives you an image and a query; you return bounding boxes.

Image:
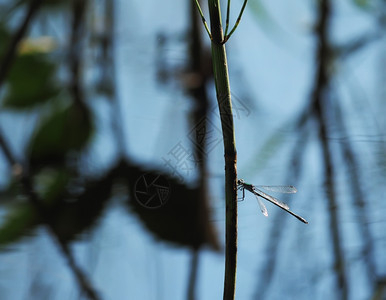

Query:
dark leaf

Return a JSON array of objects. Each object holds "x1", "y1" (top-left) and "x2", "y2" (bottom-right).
[
  {"x1": 114, "y1": 160, "x2": 219, "y2": 250},
  {"x1": 28, "y1": 102, "x2": 93, "y2": 168},
  {"x1": 2, "y1": 53, "x2": 59, "y2": 108},
  {"x1": 0, "y1": 168, "x2": 113, "y2": 246},
  {"x1": 34, "y1": 168, "x2": 70, "y2": 204},
  {"x1": 50, "y1": 171, "x2": 113, "y2": 242},
  {"x1": 0, "y1": 203, "x2": 38, "y2": 248},
  {"x1": 0, "y1": 25, "x2": 11, "y2": 56}
]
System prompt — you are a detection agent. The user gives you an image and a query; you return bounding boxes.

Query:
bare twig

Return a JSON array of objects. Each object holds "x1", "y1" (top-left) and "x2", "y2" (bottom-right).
[
  {"x1": 193, "y1": 0, "x2": 212, "y2": 40},
  {"x1": 311, "y1": 1, "x2": 348, "y2": 299},
  {"x1": 187, "y1": 250, "x2": 199, "y2": 300},
  {"x1": 334, "y1": 101, "x2": 378, "y2": 283},
  {"x1": 69, "y1": 0, "x2": 87, "y2": 109}
]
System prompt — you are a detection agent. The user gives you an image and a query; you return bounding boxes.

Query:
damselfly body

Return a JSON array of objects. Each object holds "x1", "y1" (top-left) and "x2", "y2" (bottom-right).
[{"x1": 237, "y1": 179, "x2": 308, "y2": 224}]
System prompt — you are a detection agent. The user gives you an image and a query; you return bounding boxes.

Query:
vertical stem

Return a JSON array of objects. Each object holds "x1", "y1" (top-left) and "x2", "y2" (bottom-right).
[
  {"x1": 313, "y1": 0, "x2": 348, "y2": 298},
  {"x1": 187, "y1": 250, "x2": 199, "y2": 300},
  {"x1": 207, "y1": 1, "x2": 238, "y2": 299}
]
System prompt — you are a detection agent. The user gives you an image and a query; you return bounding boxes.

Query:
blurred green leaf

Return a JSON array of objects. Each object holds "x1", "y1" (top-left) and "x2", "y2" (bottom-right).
[
  {"x1": 0, "y1": 160, "x2": 219, "y2": 249},
  {"x1": 0, "y1": 168, "x2": 112, "y2": 246},
  {"x1": 0, "y1": 25, "x2": 11, "y2": 55},
  {"x1": 0, "y1": 203, "x2": 38, "y2": 247},
  {"x1": 34, "y1": 168, "x2": 70, "y2": 204},
  {"x1": 50, "y1": 172, "x2": 113, "y2": 242},
  {"x1": 28, "y1": 102, "x2": 93, "y2": 167},
  {"x1": 2, "y1": 53, "x2": 59, "y2": 108},
  {"x1": 353, "y1": 0, "x2": 371, "y2": 9}
]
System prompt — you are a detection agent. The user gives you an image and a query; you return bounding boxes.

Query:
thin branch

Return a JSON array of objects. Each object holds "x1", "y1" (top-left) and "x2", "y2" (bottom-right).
[
  {"x1": 223, "y1": 0, "x2": 248, "y2": 43},
  {"x1": 312, "y1": 1, "x2": 348, "y2": 298},
  {"x1": 187, "y1": 250, "x2": 199, "y2": 300},
  {"x1": 317, "y1": 121, "x2": 347, "y2": 300},
  {"x1": 0, "y1": 128, "x2": 19, "y2": 167},
  {"x1": 335, "y1": 31, "x2": 381, "y2": 59},
  {"x1": 104, "y1": 0, "x2": 127, "y2": 156},
  {"x1": 224, "y1": 0, "x2": 231, "y2": 37},
  {"x1": 334, "y1": 100, "x2": 378, "y2": 283},
  {"x1": 193, "y1": 0, "x2": 212, "y2": 40},
  {"x1": 69, "y1": 0, "x2": 87, "y2": 110}
]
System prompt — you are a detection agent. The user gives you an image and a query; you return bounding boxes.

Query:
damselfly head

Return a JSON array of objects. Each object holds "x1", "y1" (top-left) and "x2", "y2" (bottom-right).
[{"x1": 237, "y1": 179, "x2": 244, "y2": 185}]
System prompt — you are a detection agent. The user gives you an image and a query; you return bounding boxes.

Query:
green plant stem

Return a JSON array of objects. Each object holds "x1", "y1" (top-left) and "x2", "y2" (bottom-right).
[
  {"x1": 223, "y1": 0, "x2": 248, "y2": 43},
  {"x1": 224, "y1": 0, "x2": 231, "y2": 37},
  {"x1": 193, "y1": 0, "x2": 212, "y2": 40},
  {"x1": 207, "y1": 1, "x2": 238, "y2": 299}
]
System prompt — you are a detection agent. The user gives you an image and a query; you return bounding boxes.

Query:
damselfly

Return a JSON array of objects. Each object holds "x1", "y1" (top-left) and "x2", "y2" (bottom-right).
[{"x1": 237, "y1": 179, "x2": 308, "y2": 224}]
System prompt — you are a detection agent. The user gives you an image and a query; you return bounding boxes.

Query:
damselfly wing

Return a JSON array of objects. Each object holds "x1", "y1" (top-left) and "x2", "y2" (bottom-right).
[{"x1": 237, "y1": 179, "x2": 308, "y2": 224}]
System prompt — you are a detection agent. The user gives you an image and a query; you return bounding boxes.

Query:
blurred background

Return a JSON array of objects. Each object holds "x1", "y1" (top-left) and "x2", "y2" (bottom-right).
[{"x1": 0, "y1": 0, "x2": 385, "y2": 299}]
